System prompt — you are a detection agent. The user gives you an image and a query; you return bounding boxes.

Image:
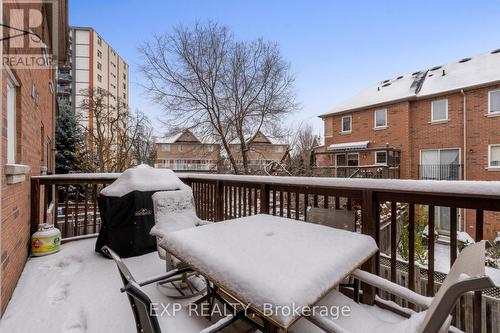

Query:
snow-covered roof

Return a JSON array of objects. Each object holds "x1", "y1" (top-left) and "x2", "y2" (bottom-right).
[
  {"x1": 156, "y1": 132, "x2": 184, "y2": 144},
  {"x1": 328, "y1": 140, "x2": 370, "y2": 151},
  {"x1": 229, "y1": 132, "x2": 285, "y2": 145},
  {"x1": 322, "y1": 48, "x2": 500, "y2": 116}
]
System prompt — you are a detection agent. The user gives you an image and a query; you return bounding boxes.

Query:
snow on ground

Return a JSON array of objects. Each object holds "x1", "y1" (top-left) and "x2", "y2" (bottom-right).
[
  {"x1": 434, "y1": 243, "x2": 500, "y2": 286},
  {"x1": 0, "y1": 238, "x2": 247, "y2": 333}
]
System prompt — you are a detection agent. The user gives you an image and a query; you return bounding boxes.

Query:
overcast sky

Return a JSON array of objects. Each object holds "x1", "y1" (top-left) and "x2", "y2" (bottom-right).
[{"x1": 70, "y1": 0, "x2": 500, "y2": 137}]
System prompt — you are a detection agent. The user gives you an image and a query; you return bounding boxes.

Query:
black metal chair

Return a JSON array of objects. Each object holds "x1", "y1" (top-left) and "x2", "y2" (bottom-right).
[{"x1": 102, "y1": 246, "x2": 253, "y2": 333}]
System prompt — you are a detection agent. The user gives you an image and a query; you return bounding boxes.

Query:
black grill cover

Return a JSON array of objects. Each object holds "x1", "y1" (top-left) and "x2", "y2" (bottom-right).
[{"x1": 95, "y1": 190, "x2": 160, "y2": 257}]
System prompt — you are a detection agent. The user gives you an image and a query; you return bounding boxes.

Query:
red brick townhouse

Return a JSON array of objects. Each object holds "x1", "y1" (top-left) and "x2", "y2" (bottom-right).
[
  {"x1": 1, "y1": 0, "x2": 68, "y2": 315},
  {"x1": 315, "y1": 49, "x2": 500, "y2": 240}
]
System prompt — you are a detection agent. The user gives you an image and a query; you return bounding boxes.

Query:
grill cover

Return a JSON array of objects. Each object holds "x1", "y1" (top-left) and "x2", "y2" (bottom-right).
[{"x1": 95, "y1": 165, "x2": 186, "y2": 257}]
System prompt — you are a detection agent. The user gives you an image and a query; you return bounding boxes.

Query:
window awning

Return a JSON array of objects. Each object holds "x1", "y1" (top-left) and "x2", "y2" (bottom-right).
[{"x1": 327, "y1": 140, "x2": 370, "y2": 152}]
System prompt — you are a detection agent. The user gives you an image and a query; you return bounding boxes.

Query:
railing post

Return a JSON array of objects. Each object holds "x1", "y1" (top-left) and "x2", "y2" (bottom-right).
[
  {"x1": 361, "y1": 189, "x2": 379, "y2": 305},
  {"x1": 260, "y1": 184, "x2": 269, "y2": 214},
  {"x1": 30, "y1": 178, "x2": 41, "y2": 248},
  {"x1": 215, "y1": 180, "x2": 224, "y2": 222}
]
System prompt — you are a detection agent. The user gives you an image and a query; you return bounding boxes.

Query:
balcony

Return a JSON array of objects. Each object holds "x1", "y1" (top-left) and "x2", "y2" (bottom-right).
[
  {"x1": 57, "y1": 72, "x2": 72, "y2": 82},
  {"x1": 419, "y1": 164, "x2": 462, "y2": 180},
  {"x1": 10, "y1": 173, "x2": 500, "y2": 332},
  {"x1": 314, "y1": 165, "x2": 400, "y2": 179},
  {"x1": 155, "y1": 162, "x2": 217, "y2": 172},
  {"x1": 56, "y1": 85, "x2": 72, "y2": 95}
]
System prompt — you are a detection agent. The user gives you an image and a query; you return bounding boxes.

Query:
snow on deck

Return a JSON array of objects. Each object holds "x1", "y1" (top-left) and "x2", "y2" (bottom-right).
[{"x1": 0, "y1": 239, "x2": 244, "y2": 333}]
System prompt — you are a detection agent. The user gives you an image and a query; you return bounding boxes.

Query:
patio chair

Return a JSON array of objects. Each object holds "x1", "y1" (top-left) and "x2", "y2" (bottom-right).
[
  {"x1": 149, "y1": 189, "x2": 209, "y2": 298},
  {"x1": 306, "y1": 207, "x2": 356, "y2": 231},
  {"x1": 290, "y1": 240, "x2": 495, "y2": 333},
  {"x1": 306, "y1": 207, "x2": 359, "y2": 301},
  {"x1": 101, "y1": 246, "x2": 251, "y2": 333}
]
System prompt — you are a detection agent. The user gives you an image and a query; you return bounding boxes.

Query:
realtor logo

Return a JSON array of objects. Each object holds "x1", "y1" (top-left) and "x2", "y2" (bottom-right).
[
  {"x1": 134, "y1": 208, "x2": 152, "y2": 217},
  {"x1": 1, "y1": 0, "x2": 60, "y2": 68}
]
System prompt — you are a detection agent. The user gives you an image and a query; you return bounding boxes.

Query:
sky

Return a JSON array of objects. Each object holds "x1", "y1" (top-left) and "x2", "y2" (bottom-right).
[{"x1": 69, "y1": 0, "x2": 500, "y2": 137}]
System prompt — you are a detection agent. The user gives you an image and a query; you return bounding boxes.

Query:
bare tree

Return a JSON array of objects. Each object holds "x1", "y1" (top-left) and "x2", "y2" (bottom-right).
[
  {"x1": 130, "y1": 111, "x2": 157, "y2": 166},
  {"x1": 139, "y1": 22, "x2": 297, "y2": 174},
  {"x1": 286, "y1": 123, "x2": 320, "y2": 176},
  {"x1": 77, "y1": 88, "x2": 146, "y2": 172}
]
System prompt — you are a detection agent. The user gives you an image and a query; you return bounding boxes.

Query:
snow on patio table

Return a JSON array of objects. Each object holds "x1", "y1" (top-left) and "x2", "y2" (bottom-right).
[
  {"x1": 0, "y1": 238, "x2": 216, "y2": 333},
  {"x1": 160, "y1": 214, "x2": 378, "y2": 328}
]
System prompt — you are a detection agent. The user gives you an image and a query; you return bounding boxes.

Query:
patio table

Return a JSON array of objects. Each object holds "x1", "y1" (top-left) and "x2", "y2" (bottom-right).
[{"x1": 158, "y1": 214, "x2": 378, "y2": 331}]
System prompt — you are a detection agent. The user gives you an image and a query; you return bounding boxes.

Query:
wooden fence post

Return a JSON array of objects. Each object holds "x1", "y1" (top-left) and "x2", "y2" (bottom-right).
[
  {"x1": 215, "y1": 180, "x2": 224, "y2": 222},
  {"x1": 361, "y1": 190, "x2": 379, "y2": 305},
  {"x1": 260, "y1": 184, "x2": 269, "y2": 214},
  {"x1": 30, "y1": 178, "x2": 41, "y2": 249}
]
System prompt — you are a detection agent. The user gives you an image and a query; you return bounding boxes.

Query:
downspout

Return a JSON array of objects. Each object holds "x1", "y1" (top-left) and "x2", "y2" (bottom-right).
[
  {"x1": 460, "y1": 89, "x2": 467, "y2": 231},
  {"x1": 461, "y1": 89, "x2": 467, "y2": 180}
]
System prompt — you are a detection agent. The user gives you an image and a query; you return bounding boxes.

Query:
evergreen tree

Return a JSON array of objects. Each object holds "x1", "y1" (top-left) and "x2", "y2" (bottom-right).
[{"x1": 55, "y1": 102, "x2": 83, "y2": 174}]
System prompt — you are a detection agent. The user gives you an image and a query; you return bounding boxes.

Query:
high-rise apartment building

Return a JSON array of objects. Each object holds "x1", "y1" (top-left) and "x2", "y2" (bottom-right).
[{"x1": 57, "y1": 27, "x2": 129, "y2": 125}]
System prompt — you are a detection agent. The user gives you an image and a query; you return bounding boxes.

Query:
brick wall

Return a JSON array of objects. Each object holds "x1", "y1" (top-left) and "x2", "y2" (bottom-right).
[
  {"x1": 1, "y1": 1, "x2": 56, "y2": 315},
  {"x1": 319, "y1": 84, "x2": 500, "y2": 239}
]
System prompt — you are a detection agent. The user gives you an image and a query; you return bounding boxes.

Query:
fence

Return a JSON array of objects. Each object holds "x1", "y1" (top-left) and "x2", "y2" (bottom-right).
[{"x1": 31, "y1": 173, "x2": 500, "y2": 332}]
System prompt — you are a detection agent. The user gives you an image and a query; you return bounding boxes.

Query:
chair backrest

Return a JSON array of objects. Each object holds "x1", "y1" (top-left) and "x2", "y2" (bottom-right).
[
  {"x1": 306, "y1": 207, "x2": 356, "y2": 232},
  {"x1": 150, "y1": 189, "x2": 201, "y2": 260},
  {"x1": 419, "y1": 241, "x2": 495, "y2": 333},
  {"x1": 101, "y1": 246, "x2": 162, "y2": 333}
]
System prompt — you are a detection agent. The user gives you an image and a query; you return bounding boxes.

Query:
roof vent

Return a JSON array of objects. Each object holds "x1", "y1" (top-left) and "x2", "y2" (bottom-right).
[
  {"x1": 491, "y1": 49, "x2": 500, "y2": 54},
  {"x1": 428, "y1": 74, "x2": 434, "y2": 77},
  {"x1": 382, "y1": 79, "x2": 390, "y2": 84},
  {"x1": 459, "y1": 57, "x2": 472, "y2": 63},
  {"x1": 430, "y1": 66, "x2": 442, "y2": 71},
  {"x1": 396, "y1": 76, "x2": 403, "y2": 80},
  {"x1": 382, "y1": 83, "x2": 391, "y2": 87},
  {"x1": 412, "y1": 71, "x2": 421, "y2": 76}
]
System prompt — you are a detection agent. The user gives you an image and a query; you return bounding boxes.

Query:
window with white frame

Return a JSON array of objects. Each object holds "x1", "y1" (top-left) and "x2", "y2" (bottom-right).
[
  {"x1": 274, "y1": 145, "x2": 284, "y2": 153},
  {"x1": 341, "y1": 115, "x2": 352, "y2": 133},
  {"x1": 375, "y1": 151, "x2": 387, "y2": 165},
  {"x1": 431, "y1": 99, "x2": 448, "y2": 122},
  {"x1": 489, "y1": 90, "x2": 500, "y2": 114},
  {"x1": 178, "y1": 145, "x2": 183, "y2": 152},
  {"x1": 204, "y1": 145, "x2": 214, "y2": 152},
  {"x1": 489, "y1": 145, "x2": 500, "y2": 168},
  {"x1": 7, "y1": 77, "x2": 17, "y2": 163},
  {"x1": 161, "y1": 144, "x2": 170, "y2": 152},
  {"x1": 374, "y1": 109, "x2": 387, "y2": 128}
]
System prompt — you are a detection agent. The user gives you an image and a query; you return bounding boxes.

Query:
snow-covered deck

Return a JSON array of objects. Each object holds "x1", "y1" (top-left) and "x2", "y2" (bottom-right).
[
  {"x1": 0, "y1": 238, "x2": 404, "y2": 333},
  {"x1": 0, "y1": 238, "x2": 245, "y2": 333}
]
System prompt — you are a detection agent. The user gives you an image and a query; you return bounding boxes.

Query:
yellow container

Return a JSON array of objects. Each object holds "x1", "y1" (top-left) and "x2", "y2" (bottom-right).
[{"x1": 31, "y1": 224, "x2": 61, "y2": 256}]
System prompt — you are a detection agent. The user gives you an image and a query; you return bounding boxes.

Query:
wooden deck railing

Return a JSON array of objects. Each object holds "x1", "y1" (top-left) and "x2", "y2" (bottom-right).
[{"x1": 31, "y1": 173, "x2": 500, "y2": 332}]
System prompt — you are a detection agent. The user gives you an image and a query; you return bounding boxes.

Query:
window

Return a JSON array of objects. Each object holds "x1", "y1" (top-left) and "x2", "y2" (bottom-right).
[
  {"x1": 431, "y1": 99, "x2": 448, "y2": 122},
  {"x1": 97, "y1": 74, "x2": 102, "y2": 82},
  {"x1": 374, "y1": 109, "x2": 387, "y2": 128},
  {"x1": 123, "y1": 73, "x2": 126, "y2": 80},
  {"x1": 420, "y1": 149, "x2": 460, "y2": 180},
  {"x1": 489, "y1": 145, "x2": 500, "y2": 168},
  {"x1": 7, "y1": 77, "x2": 17, "y2": 163},
  {"x1": 489, "y1": 90, "x2": 500, "y2": 114},
  {"x1": 123, "y1": 93, "x2": 126, "y2": 99},
  {"x1": 375, "y1": 151, "x2": 387, "y2": 164},
  {"x1": 97, "y1": 50, "x2": 102, "y2": 58},
  {"x1": 347, "y1": 153, "x2": 359, "y2": 166},
  {"x1": 161, "y1": 144, "x2": 170, "y2": 152},
  {"x1": 97, "y1": 37, "x2": 102, "y2": 46},
  {"x1": 204, "y1": 145, "x2": 214, "y2": 152},
  {"x1": 341, "y1": 115, "x2": 352, "y2": 133},
  {"x1": 97, "y1": 62, "x2": 102, "y2": 70},
  {"x1": 274, "y1": 146, "x2": 284, "y2": 153},
  {"x1": 178, "y1": 145, "x2": 183, "y2": 152},
  {"x1": 123, "y1": 83, "x2": 126, "y2": 89}
]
